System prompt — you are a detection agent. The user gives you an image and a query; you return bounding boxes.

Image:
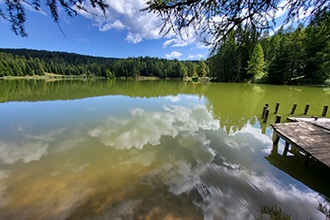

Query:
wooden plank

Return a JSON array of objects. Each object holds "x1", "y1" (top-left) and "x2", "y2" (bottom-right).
[
  {"x1": 271, "y1": 121, "x2": 330, "y2": 168},
  {"x1": 287, "y1": 117, "x2": 330, "y2": 131}
]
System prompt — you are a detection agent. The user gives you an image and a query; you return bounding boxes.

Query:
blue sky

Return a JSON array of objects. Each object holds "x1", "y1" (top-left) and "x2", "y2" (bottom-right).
[
  {"x1": 0, "y1": 0, "x2": 210, "y2": 60},
  {"x1": 0, "y1": 0, "x2": 310, "y2": 60}
]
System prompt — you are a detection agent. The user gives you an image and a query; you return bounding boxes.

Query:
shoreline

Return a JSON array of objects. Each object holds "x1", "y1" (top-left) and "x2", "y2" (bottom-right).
[{"x1": 0, "y1": 72, "x2": 106, "y2": 81}]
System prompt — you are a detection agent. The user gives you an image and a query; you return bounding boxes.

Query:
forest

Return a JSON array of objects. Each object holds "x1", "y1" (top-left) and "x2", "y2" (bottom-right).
[
  {"x1": 0, "y1": 48, "x2": 207, "y2": 79},
  {"x1": 0, "y1": 9, "x2": 329, "y2": 85},
  {"x1": 208, "y1": 9, "x2": 330, "y2": 85}
]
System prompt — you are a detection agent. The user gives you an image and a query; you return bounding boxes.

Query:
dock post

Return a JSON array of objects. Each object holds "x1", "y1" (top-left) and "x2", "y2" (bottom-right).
[
  {"x1": 283, "y1": 142, "x2": 290, "y2": 156},
  {"x1": 261, "y1": 123, "x2": 266, "y2": 134},
  {"x1": 263, "y1": 109, "x2": 269, "y2": 123},
  {"x1": 304, "y1": 153, "x2": 311, "y2": 165},
  {"x1": 272, "y1": 131, "x2": 280, "y2": 144},
  {"x1": 274, "y1": 102, "x2": 280, "y2": 114},
  {"x1": 322, "y1": 105, "x2": 328, "y2": 117},
  {"x1": 303, "y1": 104, "x2": 310, "y2": 115},
  {"x1": 290, "y1": 103, "x2": 297, "y2": 114},
  {"x1": 262, "y1": 105, "x2": 268, "y2": 119},
  {"x1": 271, "y1": 144, "x2": 278, "y2": 154},
  {"x1": 275, "y1": 115, "x2": 281, "y2": 123}
]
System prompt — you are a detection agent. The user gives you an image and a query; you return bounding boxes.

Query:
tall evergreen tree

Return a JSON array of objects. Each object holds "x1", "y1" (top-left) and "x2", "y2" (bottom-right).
[
  {"x1": 303, "y1": 9, "x2": 330, "y2": 83},
  {"x1": 247, "y1": 43, "x2": 266, "y2": 82},
  {"x1": 197, "y1": 60, "x2": 208, "y2": 77},
  {"x1": 266, "y1": 30, "x2": 291, "y2": 84}
]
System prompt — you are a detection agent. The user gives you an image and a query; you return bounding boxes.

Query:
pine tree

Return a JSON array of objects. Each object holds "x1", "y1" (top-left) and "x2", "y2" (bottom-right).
[
  {"x1": 247, "y1": 43, "x2": 266, "y2": 82},
  {"x1": 197, "y1": 60, "x2": 208, "y2": 77}
]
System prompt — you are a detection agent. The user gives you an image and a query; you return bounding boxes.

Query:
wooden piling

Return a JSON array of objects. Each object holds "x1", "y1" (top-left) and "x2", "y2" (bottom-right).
[
  {"x1": 303, "y1": 104, "x2": 310, "y2": 115},
  {"x1": 273, "y1": 135, "x2": 280, "y2": 144},
  {"x1": 304, "y1": 153, "x2": 311, "y2": 165},
  {"x1": 272, "y1": 116, "x2": 281, "y2": 144},
  {"x1": 263, "y1": 109, "x2": 269, "y2": 123},
  {"x1": 271, "y1": 144, "x2": 278, "y2": 154},
  {"x1": 283, "y1": 142, "x2": 290, "y2": 156},
  {"x1": 290, "y1": 103, "x2": 297, "y2": 114},
  {"x1": 322, "y1": 105, "x2": 328, "y2": 117},
  {"x1": 261, "y1": 123, "x2": 266, "y2": 134},
  {"x1": 274, "y1": 102, "x2": 280, "y2": 114},
  {"x1": 262, "y1": 105, "x2": 268, "y2": 119},
  {"x1": 275, "y1": 115, "x2": 281, "y2": 123}
]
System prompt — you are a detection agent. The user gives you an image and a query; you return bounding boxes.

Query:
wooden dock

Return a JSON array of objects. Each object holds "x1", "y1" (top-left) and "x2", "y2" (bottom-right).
[
  {"x1": 270, "y1": 121, "x2": 330, "y2": 168},
  {"x1": 287, "y1": 117, "x2": 330, "y2": 131}
]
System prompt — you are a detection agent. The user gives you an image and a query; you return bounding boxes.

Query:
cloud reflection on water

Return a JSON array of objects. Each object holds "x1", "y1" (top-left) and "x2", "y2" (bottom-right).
[
  {"x1": 0, "y1": 171, "x2": 10, "y2": 207},
  {"x1": 89, "y1": 105, "x2": 220, "y2": 150},
  {"x1": 0, "y1": 128, "x2": 65, "y2": 165},
  {"x1": 0, "y1": 99, "x2": 327, "y2": 219},
  {"x1": 88, "y1": 104, "x2": 326, "y2": 219},
  {"x1": 144, "y1": 157, "x2": 324, "y2": 219}
]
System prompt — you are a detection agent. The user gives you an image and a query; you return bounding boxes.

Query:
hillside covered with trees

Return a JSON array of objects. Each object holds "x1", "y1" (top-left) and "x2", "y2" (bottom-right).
[{"x1": 0, "y1": 49, "x2": 208, "y2": 79}]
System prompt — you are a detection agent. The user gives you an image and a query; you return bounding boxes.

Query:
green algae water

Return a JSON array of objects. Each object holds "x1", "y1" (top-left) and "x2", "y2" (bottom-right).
[{"x1": 0, "y1": 79, "x2": 329, "y2": 219}]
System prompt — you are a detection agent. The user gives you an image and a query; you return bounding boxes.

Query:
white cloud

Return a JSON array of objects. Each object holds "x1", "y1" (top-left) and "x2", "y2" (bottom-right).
[
  {"x1": 0, "y1": 171, "x2": 10, "y2": 207},
  {"x1": 163, "y1": 39, "x2": 176, "y2": 48},
  {"x1": 167, "y1": 38, "x2": 192, "y2": 47},
  {"x1": 165, "y1": 51, "x2": 183, "y2": 59},
  {"x1": 231, "y1": 123, "x2": 273, "y2": 145},
  {"x1": 0, "y1": 141, "x2": 48, "y2": 165},
  {"x1": 188, "y1": 54, "x2": 204, "y2": 60},
  {"x1": 196, "y1": 42, "x2": 210, "y2": 49},
  {"x1": 76, "y1": 0, "x2": 209, "y2": 50},
  {"x1": 276, "y1": 0, "x2": 312, "y2": 21},
  {"x1": 77, "y1": 38, "x2": 91, "y2": 44},
  {"x1": 274, "y1": 7, "x2": 287, "y2": 20},
  {"x1": 165, "y1": 95, "x2": 181, "y2": 102},
  {"x1": 99, "y1": 19, "x2": 126, "y2": 31},
  {"x1": 187, "y1": 95, "x2": 200, "y2": 100},
  {"x1": 144, "y1": 158, "x2": 326, "y2": 219},
  {"x1": 77, "y1": 0, "x2": 165, "y2": 43},
  {"x1": 0, "y1": 129, "x2": 64, "y2": 164},
  {"x1": 88, "y1": 105, "x2": 219, "y2": 150}
]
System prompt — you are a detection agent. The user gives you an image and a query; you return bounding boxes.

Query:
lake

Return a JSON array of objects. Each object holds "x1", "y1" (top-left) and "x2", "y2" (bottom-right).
[{"x1": 0, "y1": 79, "x2": 329, "y2": 219}]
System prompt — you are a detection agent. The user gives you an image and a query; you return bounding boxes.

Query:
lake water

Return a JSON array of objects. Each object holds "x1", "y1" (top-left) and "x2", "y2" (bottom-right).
[{"x1": 0, "y1": 79, "x2": 329, "y2": 219}]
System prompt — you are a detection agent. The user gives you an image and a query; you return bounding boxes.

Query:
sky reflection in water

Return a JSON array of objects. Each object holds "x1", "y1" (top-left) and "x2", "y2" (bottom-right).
[{"x1": 0, "y1": 94, "x2": 327, "y2": 219}]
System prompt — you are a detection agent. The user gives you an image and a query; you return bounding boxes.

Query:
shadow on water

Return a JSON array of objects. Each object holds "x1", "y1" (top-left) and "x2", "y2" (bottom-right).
[{"x1": 266, "y1": 143, "x2": 330, "y2": 199}]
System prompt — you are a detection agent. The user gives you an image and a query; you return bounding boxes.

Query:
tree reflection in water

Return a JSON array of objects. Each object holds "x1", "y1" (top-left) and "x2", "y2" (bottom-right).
[{"x1": 0, "y1": 79, "x2": 329, "y2": 219}]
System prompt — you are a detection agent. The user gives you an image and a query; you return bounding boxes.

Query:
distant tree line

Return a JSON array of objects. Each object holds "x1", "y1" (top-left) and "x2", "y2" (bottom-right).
[
  {"x1": 208, "y1": 9, "x2": 330, "y2": 85},
  {"x1": 109, "y1": 57, "x2": 208, "y2": 78},
  {"x1": 0, "y1": 49, "x2": 208, "y2": 79},
  {"x1": 0, "y1": 49, "x2": 117, "y2": 77}
]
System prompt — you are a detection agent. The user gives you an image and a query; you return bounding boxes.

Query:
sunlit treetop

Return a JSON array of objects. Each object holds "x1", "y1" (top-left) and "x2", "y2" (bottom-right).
[{"x1": 144, "y1": 0, "x2": 329, "y2": 48}]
